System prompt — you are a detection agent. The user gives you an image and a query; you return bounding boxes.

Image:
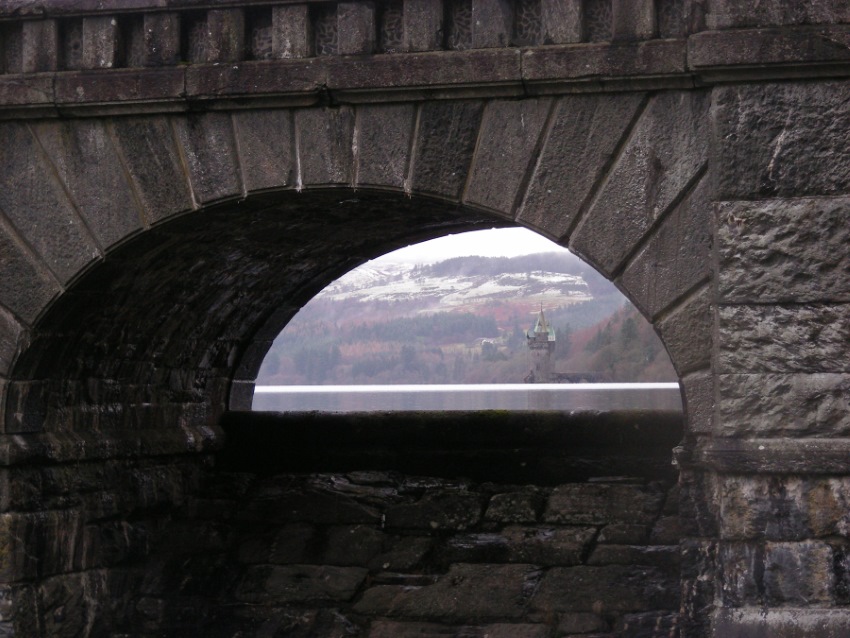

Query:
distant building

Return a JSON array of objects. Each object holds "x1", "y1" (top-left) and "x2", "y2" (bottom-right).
[{"x1": 525, "y1": 306, "x2": 555, "y2": 383}]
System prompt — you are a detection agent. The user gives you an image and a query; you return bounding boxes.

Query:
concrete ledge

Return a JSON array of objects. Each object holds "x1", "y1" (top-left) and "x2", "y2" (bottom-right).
[{"x1": 713, "y1": 608, "x2": 850, "y2": 638}]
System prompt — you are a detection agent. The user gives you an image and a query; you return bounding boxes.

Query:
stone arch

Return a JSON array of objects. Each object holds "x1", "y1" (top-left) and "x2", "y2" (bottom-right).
[{"x1": 0, "y1": 91, "x2": 712, "y2": 437}]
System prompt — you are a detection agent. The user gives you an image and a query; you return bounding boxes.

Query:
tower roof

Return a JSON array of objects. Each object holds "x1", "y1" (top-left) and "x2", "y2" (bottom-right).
[{"x1": 528, "y1": 305, "x2": 556, "y2": 341}]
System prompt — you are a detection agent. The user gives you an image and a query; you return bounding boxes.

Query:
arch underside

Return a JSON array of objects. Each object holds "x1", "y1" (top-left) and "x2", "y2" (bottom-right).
[{"x1": 0, "y1": 92, "x2": 713, "y2": 435}]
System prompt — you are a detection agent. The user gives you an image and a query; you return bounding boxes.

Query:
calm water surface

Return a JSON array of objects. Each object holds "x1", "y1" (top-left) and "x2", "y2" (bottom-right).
[{"x1": 252, "y1": 383, "x2": 682, "y2": 412}]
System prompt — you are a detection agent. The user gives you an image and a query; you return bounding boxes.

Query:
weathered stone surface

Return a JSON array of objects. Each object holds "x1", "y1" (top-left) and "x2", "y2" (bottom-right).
[
  {"x1": 21, "y1": 19, "x2": 58, "y2": 73},
  {"x1": 657, "y1": 285, "x2": 711, "y2": 375},
  {"x1": 681, "y1": 371, "x2": 712, "y2": 434},
  {"x1": 411, "y1": 101, "x2": 483, "y2": 200},
  {"x1": 239, "y1": 484, "x2": 382, "y2": 525},
  {"x1": 707, "y1": 1, "x2": 850, "y2": 28},
  {"x1": 612, "y1": 0, "x2": 656, "y2": 40},
  {"x1": 518, "y1": 93, "x2": 645, "y2": 239},
  {"x1": 172, "y1": 113, "x2": 241, "y2": 204},
  {"x1": 540, "y1": 0, "x2": 582, "y2": 44},
  {"x1": 232, "y1": 110, "x2": 295, "y2": 192},
  {"x1": 717, "y1": 197, "x2": 850, "y2": 304},
  {"x1": 110, "y1": 116, "x2": 194, "y2": 223},
  {"x1": 764, "y1": 541, "x2": 834, "y2": 605},
  {"x1": 354, "y1": 103, "x2": 415, "y2": 190},
  {"x1": 531, "y1": 565, "x2": 678, "y2": 613},
  {"x1": 354, "y1": 563, "x2": 541, "y2": 621},
  {"x1": 0, "y1": 123, "x2": 99, "y2": 283},
  {"x1": 0, "y1": 510, "x2": 82, "y2": 580},
  {"x1": 272, "y1": 5, "x2": 312, "y2": 58},
  {"x1": 295, "y1": 107, "x2": 355, "y2": 187},
  {"x1": 464, "y1": 99, "x2": 552, "y2": 216},
  {"x1": 368, "y1": 535, "x2": 432, "y2": 572},
  {"x1": 571, "y1": 91, "x2": 709, "y2": 276},
  {"x1": 471, "y1": 0, "x2": 513, "y2": 48},
  {"x1": 33, "y1": 119, "x2": 143, "y2": 248},
  {"x1": 713, "y1": 608, "x2": 850, "y2": 638},
  {"x1": 386, "y1": 490, "x2": 482, "y2": 530},
  {"x1": 714, "y1": 82, "x2": 850, "y2": 199},
  {"x1": 597, "y1": 523, "x2": 650, "y2": 545},
  {"x1": 235, "y1": 564, "x2": 368, "y2": 604},
  {"x1": 204, "y1": 9, "x2": 245, "y2": 63},
  {"x1": 143, "y1": 13, "x2": 180, "y2": 66},
  {"x1": 82, "y1": 16, "x2": 118, "y2": 69},
  {"x1": 718, "y1": 373, "x2": 850, "y2": 438},
  {"x1": 557, "y1": 612, "x2": 608, "y2": 634},
  {"x1": 619, "y1": 173, "x2": 710, "y2": 320},
  {"x1": 368, "y1": 620, "x2": 549, "y2": 637},
  {"x1": 544, "y1": 483, "x2": 664, "y2": 525},
  {"x1": 718, "y1": 304, "x2": 850, "y2": 373},
  {"x1": 0, "y1": 306, "x2": 23, "y2": 377},
  {"x1": 485, "y1": 490, "x2": 543, "y2": 523},
  {"x1": 441, "y1": 526, "x2": 596, "y2": 566},
  {"x1": 651, "y1": 516, "x2": 684, "y2": 545},
  {"x1": 338, "y1": 2, "x2": 376, "y2": 55},
  {"x1": 403, "y1": 0, "x2": 443, "y2": 52},
  {"x1": 587, "y1": 544, "x2": 680, "y2": 569}
]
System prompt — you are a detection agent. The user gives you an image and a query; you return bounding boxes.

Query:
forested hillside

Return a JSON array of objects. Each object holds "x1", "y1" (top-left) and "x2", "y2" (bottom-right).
[{"x1": 256, "y1": 253, "x2": 677, "y2": 384}]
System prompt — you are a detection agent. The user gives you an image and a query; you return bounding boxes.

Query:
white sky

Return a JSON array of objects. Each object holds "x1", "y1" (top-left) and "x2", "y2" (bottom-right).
[{"x1": 377, "y1": 227, "x2": 567, "y2": 264}]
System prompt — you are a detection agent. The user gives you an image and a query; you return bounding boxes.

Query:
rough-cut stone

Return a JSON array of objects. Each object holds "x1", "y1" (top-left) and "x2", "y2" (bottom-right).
[
  {"x1": 110, "y1": 116, "x2": 194, "y2": 223},
  {"x1": 235, "y1": 564, "x2": 368, "y2": 604},
  {"x1": 718, "y1": 373, "x2": 850, "y2": 438},
  {"x1": 485, "y1": 490, "x2": 542, "y2": 523},
  {"x1": 540, "y1": 0, "x2": 582, "y2": 44},
  {"x1": 597, "y1": 523, "x2": 651, "y2": 545},
  {"x1": 204, "y1": 9, "x2": 245, "y2": 63},
  {"x1": 544, "y1": 483, "x2": 664, "y2": 525},
  {"x1": 763, "y1": 541, "x2": 834, "y2": 605},
  {"x1": 571, "y1": 91, "x2": 709, "y2": 276},
  {"x1": 707, "y1": 1, "x2": 850, "y2": 28},
  {"x1": 403, "y1": 0, "x2": 443, "y2": 52},
  {"x1": 612, "y1": 0, "x2": 655, "y2": 40},
  {"x1": 296, "y1": 107, "x2": 355, "y2": 187},
  {"x1": 532, "y1": 565, "x2": 678, "y2": 613},
  {"x1": 21, "y1": 19, "x2": 58, "y2": 73},
  {"x1": 557, "y1": 612, "x2": 608, "y2": 634},
  {"x1": 232, "y1": 110, "x2": 295, "y2": 193},
  {"x1": 354, "y1": 563, "x2": 541, "y2": 621},
  {"x1": 0, "y1": 306, "x2": 23, "y2": 377},
  {"x1": 143, "y1": 13, "x2": 180, "y2": 66},
  {"x1": 338, "y1": 2, "x2": 376, "y2": 55},
  {"x1": 82, "y1": 16, "x2": 118, "y2": 69},
  {"x1": 713, "y1": 608, "x2": 850, "y2": 638},
  {"x1": 619, "y1": 174, "x2": 710, "y2": 320},
  {"x1": 386, "y1": 490, "x2": 482, "y2": 530},
  {"x1": 714, "y1": 82, "x2": 850, "y2": 199},
  {"x1": 172, "y1": 113, "x2": 241, "y2": 204},
  {"x1": 657, "y1": 285, "x2": 711, "y2": 375},
  {"x1": 681, "y1": 371, "x2": 712, "y2": 434},
  {"x1": 0, "y1": 123, "x2": 99, "y2": 283},
  {"x1": 718, "y1": 304, "x2": 850, "y2": 373},
  {"x1": 464, "y1": 99, "x2": 552, "y2": 216},
  {"x1": 441, "y1": 526, "x2": 596, "y2": 566},
  {"x1": 717, "y1": 197, "x2": 850, "y2": 304},
  {"x1": 369, "y1": 620, "x2": 549, "y2": 637},
  {"x1": 518, "y1": 93, "x2": 645, "y2": 239},
  {"x1": 411, "y1": 101, "x2": 483, "y2": 200},
  {"x1": 272, "y1": 5, "x2": 312, "y2": 58},
  {"x1": 238, "y1": 485, "x2": 381, "y2": 525},
  {"x1": 471, "y1": 0, "x2": 513, "y2": 48},
  {"x1": 354, "y1": 103, "x2": 415, "y2": 190},
  {"x1": 32, "y1": 119, "x2": 143, "y2": 248},
  {"x1": 587, "y1": 544, "x2": 680, "y2": 569},
  {"x1": 0, "y1": 510, "x2": 82, "y2": 580}
]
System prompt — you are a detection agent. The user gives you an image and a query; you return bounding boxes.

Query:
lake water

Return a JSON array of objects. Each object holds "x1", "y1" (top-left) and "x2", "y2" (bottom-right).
[{"x1": 252, "y1": 383, "x2": 683, "y2": 412}]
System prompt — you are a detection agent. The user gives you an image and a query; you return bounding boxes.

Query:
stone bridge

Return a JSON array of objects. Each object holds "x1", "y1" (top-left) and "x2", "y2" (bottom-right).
[{"x1": 1, "y1": 0, "x2": 850, "y2": 635}]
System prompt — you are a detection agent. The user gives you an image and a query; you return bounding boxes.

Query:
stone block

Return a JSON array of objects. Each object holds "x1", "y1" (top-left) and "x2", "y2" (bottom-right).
[
  {"x1": 272, "y1": 5, "x2": 312, "y2": 58},
  {"x1": 82, "y1": 17, "x2": 118, "y2": 69},
  {"x1": 714, "y1": 82, "x2": 850, "y2": 199},
  {"x1": 403, "y1": 0, "x2": 443, "y2": 52},
  {"x1": 571, "y1": 90, "x2": 709, "y2": 276},
  {"x1": 597, "y1": 523, "x2": 650, "y2": 545},
  {"x1": 369, "y1": 620, "x2": 549, "y2": 637},
  {"x1": 0, "y1": 510, "x2": 82, "y2": 581},
  {"x1": 657, "y1": 285, "x2": 711, "y2": 375},
  {"x1": 464, "y1": 98, "x2": 552, "y2": 216},
  {"x1": 0, "y1": 584, "x2": 39, "y2": 637},
  {"x1": 544, "y1": 483, "x2": 664, "y2": 526},
  {"x1": 0, "y1": 307, "x2": 22, "y2": 377},
  {"x1": 354, "y1": 103, "x2": 416, "y2": 190},
  {"x1": 369, "y1": 535, "x2": 432, "y2": 571},
  {"x1": 540, "y1": 0, "x2": 582, "y2": 44},
  {"x1": 471, "y1": 0, "x2": 513, "y2": 48},
  {"x1": 21, "y1": 19, "x2": 58, "y2": 72},
  {"x1": 411, "y1": 100, "x2": 484, "y2": 200},
  {"x1": 557, "y1": 612, "x2": 608, "y2": 634},
  {"x1": 718, "y1": 475, "x2": 809, "y2": 541},
  {"x1": 718, "y1": 373, "x2": 850, "y2": 438},
  {"x1": 295, "y1": 107, "x2": 355, "y2": 187},
  {"x1": 517, "y1": 93, "x2": 646, "y2": 240},
  {"x1": 385, "y1": 490, "x2": 482, "y2": 530},
  {"x1": 531, "y1": 565, "x2": 678, "y2": 613},
  {"x1": 236, "y1": 564, "x2": 368, "y2": 604},
  {"x1": 718, "y1": 304, "x2": 850, "y2": 374},
  {"x1": 485, "y1": 490, "x2": 543, "y2": 523},
  {"x1": 712, "y1": 608, "x2": 850, "y2": 638},
  {"x1": 110, "y1": 116, "x2": 195, "y2": 223},
  {"x1": 232, "y1": 110, "x2": 295, "y2": 193},
  {"x1": 618, "y1": 174, "x2": 710, "y2": 320},
  {"x1": 205, "y1": 9, "x2": 245, "y2": 63},
  {"x1": 707, "y1": 1, "x2": 850, "y2": 29},
  {"x1": 143, "y1": 13, "x2": 180, "y2": 66},
  {"x1": 681, "y1": 371, "x2": 712, "y2": 434},
  {"x1": 764, "y1": 541, "x2": 834, "y2": 605},
  {"x1": 354, "y1": 563, "x2": 541, "y2": 621},
  {"x1": 338, "y1": 2, "x2": 376, "y2": 55},
  {"x1": 612, "y1": 0, "x2": 655, "y2": 40},
  {"x1": 238, "y1": 485, "x2": 381, "y2": 525},
  {"x1": 323, "y1": 524, "x2": 385, "y2": 566},
  {"x1": 172, "y1": 113, "x2": 241, "y2": 204},
  {"x1": 717, "y1": 197, "x2": 850, "y2": 304},
  {"x1": 0, "y1": 123, "x2": 100, "y2": 284},
  {"x1": 650, "y1": 516, "x2": 684, "y2": 545},
  {"x1": 32, "y1": 119, "x2": 143, "y2": 249},
  {"x1": 588, "y1": 545, "x2": 680, "y2": 569}
]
